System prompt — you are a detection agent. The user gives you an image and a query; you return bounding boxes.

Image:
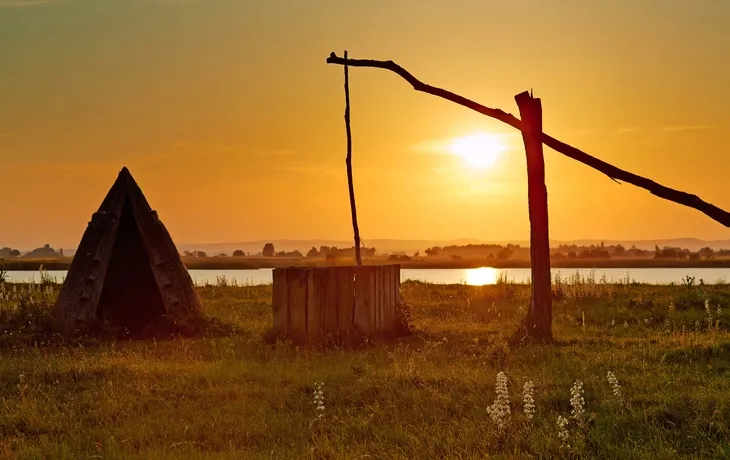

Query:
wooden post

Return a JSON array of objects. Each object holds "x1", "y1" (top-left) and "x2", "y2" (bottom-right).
[
  {"x1": 344, "y1": 50, "x2": 362, "y2": 266},
  {"x1": 515, "y1": 91, "x2": 552, "y2": 342}
]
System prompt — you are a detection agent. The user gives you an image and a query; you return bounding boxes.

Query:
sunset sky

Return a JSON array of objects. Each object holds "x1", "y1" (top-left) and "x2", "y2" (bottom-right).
[{"x1": 1, "y1": 0, "x2": 729, "y2": 249}]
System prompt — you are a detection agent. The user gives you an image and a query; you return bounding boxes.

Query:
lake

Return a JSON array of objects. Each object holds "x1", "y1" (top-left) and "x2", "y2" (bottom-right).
[{"x1": 4, "y1": 267, "x2": 730, "y2": 286}]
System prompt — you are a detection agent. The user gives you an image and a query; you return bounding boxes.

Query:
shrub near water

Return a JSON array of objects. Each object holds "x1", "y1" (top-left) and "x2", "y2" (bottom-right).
[{"x1": 1, "y1": 274, "x2": 730, "y2": 458}]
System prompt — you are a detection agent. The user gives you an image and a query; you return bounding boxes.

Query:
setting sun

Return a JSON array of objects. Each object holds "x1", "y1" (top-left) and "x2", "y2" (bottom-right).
[{"x1": 449, "y1": 133, "x2": 507, "y2": 169}]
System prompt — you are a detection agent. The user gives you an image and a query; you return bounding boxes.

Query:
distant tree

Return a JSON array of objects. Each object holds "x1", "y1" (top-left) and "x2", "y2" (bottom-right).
[
  {"x1": 567, "y1": 251, "x2": 577, "y2": 259},
  {"x1": 496, "y1": 247, "x2": 513, "y2": 260},
  {"x1": 232, "y1": 249, "x2": 245, "y2": 257},
  {"x1": 217, "y1": 253, "x2": 227, "y2": 257},
  {"x1": 450, "y1": 254, "x2": 462, "y2": 260},
  {"x1": 399, "y1": 255, "x2": 412, "y2": 262},
  {"x1": 388, "y1": 254, "x2": 399, "y2": 261},
  {"x1": 425, "y1": 247, "x2": 440, "y2": 257},
  {"x1": 194, "y1": 250, "x2": 207, "y2": 258},
  {"x1": 183, "y1": 250, "x2": 193, "y2": 257},
  {"x1": 699, "y1": 247, "x2": 715, "y2": 259},
  {"x1": 9, "y1": 249, "x2": 20, "y2": 258},
  {"x1": 262, "y1": 243, "x2": 275, "y2": 257},
  {"x1": 413, "y1": 251, "x2": 420, "y2": 258},
  {"x1": 291, "y1": 250, "x2": 304, "y2": 258},
  {"x1": 306, "y1": 247, "x2": 319, "y2": 258}
]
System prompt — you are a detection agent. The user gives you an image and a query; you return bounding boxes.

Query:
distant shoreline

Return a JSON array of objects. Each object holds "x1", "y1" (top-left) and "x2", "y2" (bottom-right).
[{"x1": 4, "y1": 257, "x2": 730, "y2": 271}]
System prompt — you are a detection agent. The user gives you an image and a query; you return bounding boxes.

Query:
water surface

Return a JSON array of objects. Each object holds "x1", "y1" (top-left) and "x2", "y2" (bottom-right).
[{"x1": 4, "y1": 267, "x2": 729, "y2": 286}]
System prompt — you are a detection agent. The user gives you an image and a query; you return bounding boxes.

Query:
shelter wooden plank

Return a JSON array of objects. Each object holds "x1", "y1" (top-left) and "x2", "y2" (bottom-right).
[
  {"x1": 354, "y1": 266, "x2": 376, "y2": 335},
  {"x1": 287, "y1": 268, "x2": 308, "y2": 339},
  {"x1": 322, "y1": 268, "x2": 339, "y2": 334},
  {"x1": 272, "y1": 268, "x2": 288, "y2": 334},
  {"x1": 307, "y1": 268, "x2": 324, "y2": 339},
  {"x1": 336, "y1": 266, "x2": 355, "y2": 336}
]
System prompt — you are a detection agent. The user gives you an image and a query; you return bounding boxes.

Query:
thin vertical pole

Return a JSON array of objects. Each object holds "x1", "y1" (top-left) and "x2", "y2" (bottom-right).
[
  {"x1": 515, "y1": 90, "x2": 552, "y2": 342},
  {"x1": 344, "y1": 50, "x2": 362, "y2": 266}
]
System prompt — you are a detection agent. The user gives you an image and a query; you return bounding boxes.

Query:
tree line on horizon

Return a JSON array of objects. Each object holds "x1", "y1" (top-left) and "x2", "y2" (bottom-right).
[
  {"x1": 182, "y1": 243, "x2": 377, "y2": 260},
  {"x1": 422, "y1": 242, "x2": 730, "y2": 260},
  {"x1": 4, "y1": 242, "x2": 730, "y2": 261},
  {"x1": 0, "y1": 244, "x2": 65, "y2": 260}
]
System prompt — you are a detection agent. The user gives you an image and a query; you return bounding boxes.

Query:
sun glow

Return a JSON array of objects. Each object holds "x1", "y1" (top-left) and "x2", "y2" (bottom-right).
[
  {"x1": 449, "y1": 133, "x2": 507, "y2": 169},
  {"x1": 464, "y1": 267, "x2": 500, "y2": 286}
]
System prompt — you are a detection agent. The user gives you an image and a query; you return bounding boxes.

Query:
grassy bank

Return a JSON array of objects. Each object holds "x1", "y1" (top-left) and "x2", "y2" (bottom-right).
[
  {"x1": 4, "y1": 256, "x2": 730, "y2": 271},
  {"x1": 2, "y1": 277, "x2": 730, "y2": 458}
]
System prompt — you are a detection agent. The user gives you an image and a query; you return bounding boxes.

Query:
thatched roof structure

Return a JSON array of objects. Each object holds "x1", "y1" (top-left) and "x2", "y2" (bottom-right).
[{"x1": 53, "y1": 167, "x2": 202, "y2": 334}]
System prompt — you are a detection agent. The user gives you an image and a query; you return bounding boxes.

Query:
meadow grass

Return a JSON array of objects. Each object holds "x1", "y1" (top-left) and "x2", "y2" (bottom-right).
[{"x1": 1, "y1": 274, "x2": 730, "y2": 459}]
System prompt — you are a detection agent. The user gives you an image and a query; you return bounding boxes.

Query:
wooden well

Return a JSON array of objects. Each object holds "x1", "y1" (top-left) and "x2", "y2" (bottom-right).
[{"x1": 272, "y1": 265, "x2": 401, "y2": 342}]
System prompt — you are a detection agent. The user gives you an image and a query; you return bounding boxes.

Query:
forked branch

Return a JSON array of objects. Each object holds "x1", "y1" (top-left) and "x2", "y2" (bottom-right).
[{"x1": 326, "y1": 52, "x2": 730, "y2": 227}]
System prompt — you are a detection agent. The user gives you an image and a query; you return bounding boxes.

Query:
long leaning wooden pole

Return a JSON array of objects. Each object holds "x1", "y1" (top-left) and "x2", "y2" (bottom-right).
[
  {"x1": 344, "y1": 51, "x2": 363, "y2": 266},
  {"x1": 515, "y1": 91, "x2": 553, "y2": 342}
]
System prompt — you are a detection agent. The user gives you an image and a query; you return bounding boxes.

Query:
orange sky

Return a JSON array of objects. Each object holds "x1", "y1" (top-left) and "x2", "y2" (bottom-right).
[{"x1": 1, "y1": 0, "x2": 729, "y2": 248}]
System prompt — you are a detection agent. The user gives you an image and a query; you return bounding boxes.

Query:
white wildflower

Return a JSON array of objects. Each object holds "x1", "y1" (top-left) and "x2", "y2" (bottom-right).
[
  {"x1": 706, "y1": 300, "x2": 713, "y2": 330},
  {"x1": 522, "y1": 381, "x2": 536, "y2": 421},
  {"x1": 606, "y1": 371, "x2": 623, "y2": 405},
  {"x1": 623, "y1": 321, "x2": 628, "y2": 329},
  {"x1": 717, "y1": 304, "x2": 722, "y2": 317},
  {"x1": 557, "y1": 415, "x2": 570, "y2": 447},
  {"x1": 486, "y1": 371, "x2": 511, "y2": 431},
  {"x1": 570, "y1": 380, "x2": 586, "y2": 428},
  {"x1": 611, "y1": 318, "x2": 615, "y2": 327},
  {"x1": 664, "y1": 318, "x2": 670, "y2": 331},
  {"x1": 312, "y1": 381, "x2": 325, "y2": 420}
]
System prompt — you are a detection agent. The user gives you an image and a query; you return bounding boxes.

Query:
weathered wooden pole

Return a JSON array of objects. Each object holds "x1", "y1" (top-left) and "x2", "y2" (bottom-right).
[
  {"x1": 343, "y1": 50, "x2": 362, "y2": 266},
  {"x1": 515, "y1": 91, "x2": 552, "y2": 341}
]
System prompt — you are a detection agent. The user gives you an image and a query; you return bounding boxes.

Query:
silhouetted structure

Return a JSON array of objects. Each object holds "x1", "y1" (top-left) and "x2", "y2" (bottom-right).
[
  {"x1": 54, "y1": 167, "x2": 202, "y2": 334},
  {"x1": 325, "y1": 52, "x2": 730, "y2": 342}
]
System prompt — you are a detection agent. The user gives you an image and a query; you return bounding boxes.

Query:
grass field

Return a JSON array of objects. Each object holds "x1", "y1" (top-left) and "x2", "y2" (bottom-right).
[{"x1": 2, "y1": 275, "x2": 730, "y2": 458}]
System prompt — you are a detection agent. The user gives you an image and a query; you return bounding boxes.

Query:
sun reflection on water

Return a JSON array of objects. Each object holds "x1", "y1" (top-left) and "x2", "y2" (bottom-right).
[{"x1": 464, "y1": 267, "x2": 500, "y2": 286}]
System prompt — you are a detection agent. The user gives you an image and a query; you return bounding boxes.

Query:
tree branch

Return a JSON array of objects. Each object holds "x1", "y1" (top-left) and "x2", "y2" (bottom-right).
[{"x1": 326, "y1": 52, "x2": 730, "y2": 227}]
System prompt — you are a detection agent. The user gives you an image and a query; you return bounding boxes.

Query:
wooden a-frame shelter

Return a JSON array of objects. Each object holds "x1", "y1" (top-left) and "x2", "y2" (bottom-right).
[{"x1": 53, "y1": 167, "x2": 202, "y2": 334}]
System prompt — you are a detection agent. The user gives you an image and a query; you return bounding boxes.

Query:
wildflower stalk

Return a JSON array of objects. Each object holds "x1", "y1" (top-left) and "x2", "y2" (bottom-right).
[
  {"x1": 606, "y1": 371, "x2": 624, "y2": 406},
  {"x1": 557, "y1": 415, "x2": 570, "y2": 448},
  {"x1": 522, "y1": 381, "x2": 536, "y2": 422},
  {"x1": 311, "y1": 381, "x2": 325, "y2": 424},
  {"x1": 570, "y1": 380, "x2": 587, "y2": 430},
  {"x1": 486, "y1": 371, "x2": 511, "y2": 432}
]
